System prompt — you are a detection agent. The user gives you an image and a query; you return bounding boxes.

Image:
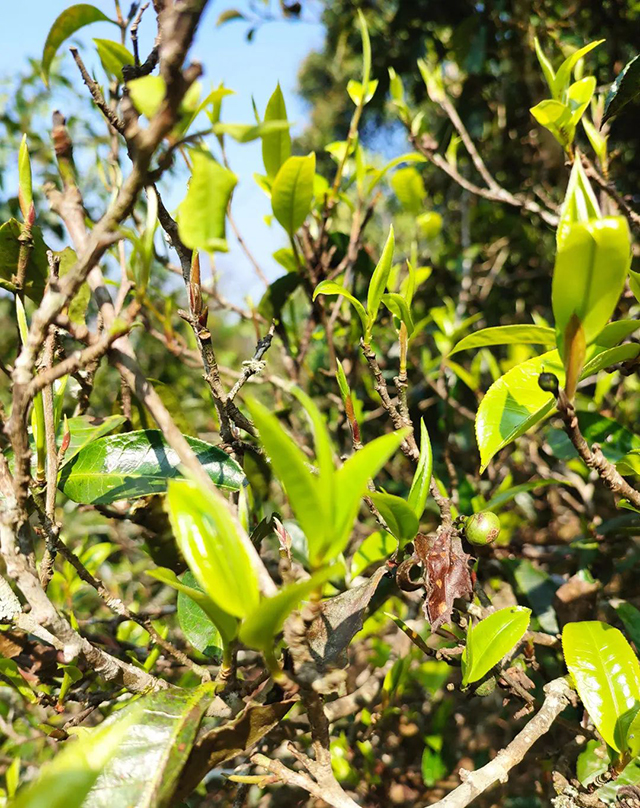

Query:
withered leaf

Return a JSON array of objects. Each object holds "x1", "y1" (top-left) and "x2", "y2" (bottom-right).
[
  {"x1": 306, "y1": 566, "x2": 387, "y2": 670},
  {"x1": 415, "y1": 531, "x2": 472, "y2": 631},
  {"x1": 174, "y1": 698, "x2": 296, "y2": 801}
]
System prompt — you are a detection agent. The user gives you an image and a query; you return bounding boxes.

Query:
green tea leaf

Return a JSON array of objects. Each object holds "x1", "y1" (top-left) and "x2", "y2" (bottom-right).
[
  {"x1": 603, "y1": 54, "x2": 640, "y2": 124},
  {"x1": 381, "y1": 292, "x2": 414, "y2": 336},
  {"x1": 552, "y1": 40, "x2": 604, "y2": 99},
  {"x1": 178, "y1": 149, "x2": 237, "y2": 253},
  {"x1": 18, "y1": 135, "x2": 32, "y2": 221},
  {"x1": 462, "y1": 606, "x2": 531, "y2": 685},
  {"x1": 212, "y1": 121, "x2": 290, "y2": 143},
  {"x1": 58, "y1": 430, "x2": 245, "y2": 504},
  {"x1": 350, "y1": 531, "x2": 396, "y2": 578},
  {"x1": 60, "y1": 415, "x2": 127, "y2": 466},
  {"x1": 368, "y1": 491, "x2": 418, "y2": 543},
  {"x1": 12, "y1": 705, "x2": 133, "y2": 808},
  {"x1": 0, "y1": 219, "x2": 49, "y2": 302},
  {"x1": 556, "y1": 158, "x2": 601, "y2": 248},
  {"x1": 166, "y1": 479, "x2": 259, "y2": 619},
  {"x1": 533, "y1": 37, "x2": 555, "y2": 94},
  {"x1": 313, "y1": 280, "x2": 368, "y2": 334},
  {"x1": 93, "y1": 39, "x2": 134, "y2": 80},
  {"x1": 177, "y1": 571, "x2": 223, "y2": 660},
  {"x1": 450, "y1": 325, "x2": 556, "y2": 355},
  {"x1": 331, "y1": 431, "x2": 407, "y2": 563},
  {"x1": 239, "y1": 567, "x2": 335, "y2": 651},
  {"x1": 563, "y1": 621, "x2": 640, "y2": 752},
  {"x1": 391, "y1": 166, "x2": 425, "y2": 214},
  {"x1": 476, "y1": 350, "x2": 563, "y2": 471},
  {"x1": 262, "y1": 83, "x2": 291, "y2": 178},
  {"x1": 147, "y1": 567, "x2": 238, "y2": 645},
  {"x1": 81, "y1": 684, "x2": 214, "y2": 808},
  {"x1": 366, "y1": 226, "x2": 395, "y2": 335},
  {"x1": 406, "y1": 419, "x2": 432, "y2": 519},
  {"x1": 42, "y1": 4, "x2": 115, "y2": 85},
  {"x1": 246, "y1": 397, "x2": 329, "y2": 567},
  {"x1": 271, "y1": 153, "x2": 316, "y2": 236}
]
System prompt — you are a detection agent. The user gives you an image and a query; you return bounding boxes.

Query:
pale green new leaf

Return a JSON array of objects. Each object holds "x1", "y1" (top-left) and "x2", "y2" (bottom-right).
[
  {"x1": 366, "y1": 226, "x2": 395, "y2": 334},
  {"x1": 166, "y1": 479, "x2": 260, "y2": 619},
  {"x1": 462, "y1": 606, "x2": 531, "y2": 685},
  {"x1": 18, "y1": 135, "x2": 32, "y2": 220},
  {"x1": 563, "y1": 621, "x2": 640, "y2": 752},
  {"x1": 178, "y1": 150, "x2": 237, "y2": 253},
  {"x1": 271, "y1": 153, "x2": 316, "y2": 236},
  {"x1": 147, "y1": 567, "x2": 238, "y2": 644},
  {"x1": 262, "y1": 84, "x2": 291, "y2": 179},
  {"x1": 553, "y1": 217, "x2": 631, "y2": 356},
  {"x1": 246, "y1": 398, "x2": 329, "y2": 566},
  {"x1": 450, "y1": 325, "x2": 556, "y2": 355},
  {"x1": 552, "y1": 40, "x2": 604, "y2": 99},
  {"x1": 368, "y1": 492, "x2": 419, "y2": 543},
  {"x1": 567, "y1": 76, "x2": 596, "y2": 125},
  {"x1": 330, "y1": 431, "x2": 407, "y2": 563},
  {"x1": 407, "y1": 418, "x2": 433, "y2": 519},
  {"x1": 239, "y1": 567, "x2": 335, "y2": 651},
  {"x1": 93, "y1": 39, "x2": 134, "y2": 80},
  {"x1": 381, "y1": 293, "x2": 414, "y2": 336},
  {"x1": 475, "y1": 351, "x2": 564, "y2": 471},
  {"x1": 533, "y1": 37, "x2": 555, "y2": 94},
  {"x1": 350, "y1": 531, "x2": 396, "y2": 578},
  {"x1": 556, "y1": 158, "x2": 601, "y2": 249},
  {"x1": 313, "y1": 280, "x2": 368, "y2": 334},
  {"x1": 391, "y1": 166, "x2": 425, "y2": 214}
]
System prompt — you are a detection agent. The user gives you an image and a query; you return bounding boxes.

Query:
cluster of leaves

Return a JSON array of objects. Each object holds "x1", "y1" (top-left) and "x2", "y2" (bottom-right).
[{"x1": 2, "y1": 2, "x2": 640, "y2": 808}]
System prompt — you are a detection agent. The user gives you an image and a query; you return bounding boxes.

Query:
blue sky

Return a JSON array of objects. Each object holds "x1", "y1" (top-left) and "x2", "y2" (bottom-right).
[{"x1": 0, "y1": 0, "x2": 326, "y2": 303}]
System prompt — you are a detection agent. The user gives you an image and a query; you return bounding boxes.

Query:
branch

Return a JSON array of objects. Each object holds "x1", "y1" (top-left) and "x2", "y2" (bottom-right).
[
  {"x1": 426, "y1": 678, "x2": 572, "y2": 808},
  {"x1": 556, "y1": 390, "x2": 640, "y2": 510}
]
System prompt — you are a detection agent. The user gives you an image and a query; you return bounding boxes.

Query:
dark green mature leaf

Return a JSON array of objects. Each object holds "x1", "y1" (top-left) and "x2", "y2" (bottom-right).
[
  {"x1": 61, "y1": 415, "x2": 127, "y2": 466},
  {"x1": 271, "y1": 153, "x2": 316, "y2": 236},
  {"x1": 12, "y1": 707, "x2": 133, "y2": 808},
  {"x1": 58, "y1": 430, "x2": 245, "y2": 504},
  {"x1": 505, "y1": 559, "x2": 559, "y2": 634},
  {"x1": 449, "y1": 325, "x2": 556, "y2": 355},
  {"x1": 82, "y1": 683, "x2": 214, "y2": 808},
  {"x1": 178, "y1": 149, "x2": 237, "y2": 253},
  {"x1": 462, "y1": 606, "x2": 531, "y2": 685},
  {"x1": 262, "y1": 84, "x2": 292, "y2": 178},
  {"x1": 615, "y1": 602, "x2": 640, "y2": 650},
  {"x1": 0, "y1": 220, "x2": 49, "y2": 302},
  {"x1": 368, "y1": 491, "x2": 418, "y2": 544},
  {"x1": 56, "y1": 247, "x2": 91, "y2": 325},
  {"x1": 603, "y1": 54, "x2": 640, "y2": 124},
  {"x1": 563, "y1": 621, "x2": 640, "y2": 752},
  {"x1": 258, "y1": 272, "x2": 301, "y2": 320},
  {"x1": 546, "y1": 413, "x2": 640, "y2": 464},
  {"x1": 42, "y1": 4, "x2": 116, "y2": 85},
  {"x1": 166, "y1": 479, "x2": 259, "y2": 619},
  {"x1": 177, "y1": 571, "x2": 222, "y2": 660}
]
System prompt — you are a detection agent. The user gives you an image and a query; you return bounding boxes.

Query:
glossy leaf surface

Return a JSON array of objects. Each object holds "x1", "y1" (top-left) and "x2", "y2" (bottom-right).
[
  {"x1": 59, "y1": 430, "x2": 244, "y2": 504},
  {"x1": 462, "y1": 606, "x2": 531, "y2": 685}
]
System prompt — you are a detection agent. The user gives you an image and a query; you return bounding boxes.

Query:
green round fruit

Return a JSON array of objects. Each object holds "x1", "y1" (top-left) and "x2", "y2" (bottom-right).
[{"x1": 464, "y1": 511, "x2": 501, "y2": 546}]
